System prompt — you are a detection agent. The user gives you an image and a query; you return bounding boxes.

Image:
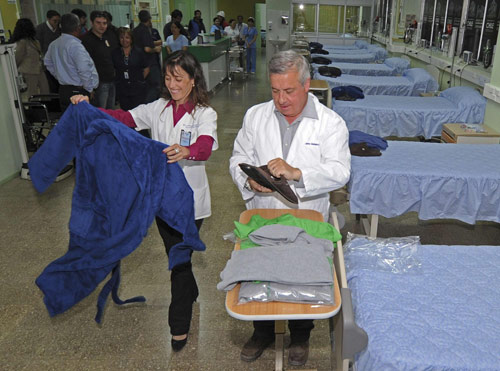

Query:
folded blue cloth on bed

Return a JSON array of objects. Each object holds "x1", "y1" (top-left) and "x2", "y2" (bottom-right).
[
  {"x1": 332, "y1": 85, "x2": 364, "y2": 101},
  {"x1": 349, "y1": 130, "x2": 388, "y2": 150}
]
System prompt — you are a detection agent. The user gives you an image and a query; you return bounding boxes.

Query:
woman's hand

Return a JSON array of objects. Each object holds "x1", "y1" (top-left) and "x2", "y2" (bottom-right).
[
  {"x1": 70, "y1": 95, "x2": 89, "y2": 105},
  {"x1": 163, "y1": 144, "x2": 190, "y2": 163}
]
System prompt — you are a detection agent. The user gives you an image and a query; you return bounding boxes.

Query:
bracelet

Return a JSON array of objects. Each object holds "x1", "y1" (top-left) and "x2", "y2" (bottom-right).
[{"x1": 244, "y1": 178, "x2": 253, "y2": 191}]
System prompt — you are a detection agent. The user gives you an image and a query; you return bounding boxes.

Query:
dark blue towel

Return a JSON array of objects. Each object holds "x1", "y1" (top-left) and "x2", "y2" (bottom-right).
[
  {"x1": 349, "y1": 130, "x2": 388, "y2": 150},
  {"x1": 332, "y1": 85, "x2": 365, "y2": 100},
  {"x1": 29, "y1": 102, "x2": 205, "y2": 321}
]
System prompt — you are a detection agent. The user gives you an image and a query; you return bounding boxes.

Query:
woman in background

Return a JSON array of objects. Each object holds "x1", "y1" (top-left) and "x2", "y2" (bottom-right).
[
  {"x1": 243, "y1": 17, "x2": 258, "y2": 74},
  {"x1": 165, "y1": 21, "x2": 189, "y2": 54},
  {"x1": 12, "y1": 18, "x2": 49, "y2": 100},
  {"x1": 71, "y1": 51, "x2": 217, "y2": 353},
  {"x1": 112, "y1": 27, "x2": 149, "y2": 110},
  {"x1": 224, "y1": 19, "x2": 239, "y2": 46}
]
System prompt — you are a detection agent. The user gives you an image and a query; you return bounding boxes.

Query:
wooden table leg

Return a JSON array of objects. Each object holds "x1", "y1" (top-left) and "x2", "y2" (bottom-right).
[{"x1": 275, "y1": 320, "x2": 286, "y2": 371}]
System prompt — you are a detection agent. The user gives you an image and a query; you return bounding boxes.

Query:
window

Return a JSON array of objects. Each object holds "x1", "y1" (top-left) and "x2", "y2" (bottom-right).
[
  {"x1": 318, "y1": 5, "x2": 344, "y2": 33},
  {"x1": 292, "y1": 4, "x2": 316, "y2": 33}
]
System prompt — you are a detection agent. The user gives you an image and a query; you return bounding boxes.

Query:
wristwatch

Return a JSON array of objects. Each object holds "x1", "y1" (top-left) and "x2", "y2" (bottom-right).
[{"x1": 244, "y1": 178, "x2": 253, "y2": 191}]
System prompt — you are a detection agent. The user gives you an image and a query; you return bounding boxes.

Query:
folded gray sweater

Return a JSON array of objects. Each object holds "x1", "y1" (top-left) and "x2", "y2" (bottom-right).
[{"x1": 217, "y1": 243, "x2": 333, "y2": 291}]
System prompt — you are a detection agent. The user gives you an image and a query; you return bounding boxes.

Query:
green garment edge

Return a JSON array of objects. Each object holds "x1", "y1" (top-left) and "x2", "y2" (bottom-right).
[{"x1": 234, "y1": 213, "x2": 342, "y2": 250}]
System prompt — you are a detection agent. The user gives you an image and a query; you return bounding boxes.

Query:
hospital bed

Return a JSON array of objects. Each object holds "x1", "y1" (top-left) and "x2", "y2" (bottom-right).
[
  {"x1": 348, "y1": 140, "x2": 500, "y2": 236},
  {"x1": 341, "y1": 235, "x2": 500, "y2": 371},
  {"x1": 315, "y1": 68, "x2": 438, "y2": 96},
  {"x1": 312, "y1": 51, "x2": 381, "y2": 64},
  {"x1": 312, "y1": 57, "x2": 410, "y2": 76},
  {"x1": 323, "y1": 44, "x2": 388, "y2": 61},
  {"x1": 333, "y1": 86, "x2": 486, "y2": 138}
]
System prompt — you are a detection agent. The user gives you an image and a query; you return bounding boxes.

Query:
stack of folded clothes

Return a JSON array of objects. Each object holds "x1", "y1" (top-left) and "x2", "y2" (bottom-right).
[
  {"x1": 331, "y1": 85, "x2": 364, "y2": 101},
  {"x1": 218, "y1": 218, "x2": 341, "y2": 306},
  {"x1": 348, "y1": 130, "x2": 388, "y2": 157},
  {"x1": 318, "y1": 66, "x2": 342, "y2": 78}
]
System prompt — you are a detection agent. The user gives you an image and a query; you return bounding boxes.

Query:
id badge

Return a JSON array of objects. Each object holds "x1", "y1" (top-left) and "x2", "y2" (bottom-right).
[
  {"x1": 180, "y1": 130, "x2": 191, "y2": 146},
  {"x1": 124, "y1": 71, "x2": 129, "y2": 79}
]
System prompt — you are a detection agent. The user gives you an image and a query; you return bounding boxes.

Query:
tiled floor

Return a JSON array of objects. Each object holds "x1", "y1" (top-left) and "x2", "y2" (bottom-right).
[{"x1": 1, "y1": 49, "x2": 499, "y2": 371}]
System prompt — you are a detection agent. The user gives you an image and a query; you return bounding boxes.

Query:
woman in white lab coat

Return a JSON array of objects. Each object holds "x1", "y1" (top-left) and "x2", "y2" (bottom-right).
[{"x1": 71, "y1": 50, "x2": 217, "y2": 352}]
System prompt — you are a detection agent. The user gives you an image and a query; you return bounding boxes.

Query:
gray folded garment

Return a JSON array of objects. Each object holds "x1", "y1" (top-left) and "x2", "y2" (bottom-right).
[
  {"x1": 238, "y1": 281, "x2": 335, "y2": 305},
  {"x1": 217, "y1": 243, "x2": 333, "y2": 291},
  {"x1": 248, "y1": 225, "x2": 334, "y2": 254}
]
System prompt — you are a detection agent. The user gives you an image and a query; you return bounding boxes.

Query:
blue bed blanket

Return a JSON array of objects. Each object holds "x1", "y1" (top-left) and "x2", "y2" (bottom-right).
[
  {"x1": 312, "y1": 57, "x2": 410, "y2": 76},
  {"x1": 346, "y1": 241, "x2": 500, "y2": 371},
  {"x1": 348, "y1": 141, "x2": 500, "y2": 224},
  {"x1": 333, "y1": 86, "x2": 486, "y2": 138},
  {"x1": 315, "y1": 68, "x2": 438, "y2": 96},
  {"x1": 324, "y1": 44, "x2": 387, "y2": 60},
  {"x1": 312, "y1": 52, "x2": 379, "y2": 63}
]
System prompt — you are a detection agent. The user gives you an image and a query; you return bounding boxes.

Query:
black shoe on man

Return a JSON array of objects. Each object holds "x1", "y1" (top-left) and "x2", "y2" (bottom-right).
[
  {"x1": 288, "y1": 341, "x2": 309, "y2": 366},
  {"x1": 240, "y1": 335, "x2": 274, "y2": 362}
]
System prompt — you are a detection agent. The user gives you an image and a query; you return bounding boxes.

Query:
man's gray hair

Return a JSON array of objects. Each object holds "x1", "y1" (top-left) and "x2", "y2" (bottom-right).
[
  {"x1": 61, "y1": 13, "x2": 80, "y2": 34},
  {"x1": 268, "y1": 50, "x2": 310, "y2": 85}
]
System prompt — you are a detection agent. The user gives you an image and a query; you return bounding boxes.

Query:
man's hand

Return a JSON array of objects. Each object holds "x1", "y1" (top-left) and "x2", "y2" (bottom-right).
[
  {"x1": 267, "y1": 158, "x2": 302, "y2": 181},
  {"x1": 247, "y1": 178, "x2": 273, "y2": 193},
  {"x1": 70, "y1": 94, "x2": 89, "y2": 104}
]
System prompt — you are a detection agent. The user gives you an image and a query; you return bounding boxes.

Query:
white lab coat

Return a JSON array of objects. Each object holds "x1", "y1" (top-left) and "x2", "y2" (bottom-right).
[
  {"x1": 131, "y1": 99, "x2": 218, "y2": 219},
  {"x1": 229, "y1": 94, "x2": 351, "y2": 221}
]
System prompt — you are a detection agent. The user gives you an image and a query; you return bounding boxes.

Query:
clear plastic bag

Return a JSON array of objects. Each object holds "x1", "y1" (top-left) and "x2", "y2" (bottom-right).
[
  {"x1": 238, "y1": 281, "x2": 335, "y2": 305},
  {"x1": 344, "y1": 232, "x2": 421, "y2": 274}
]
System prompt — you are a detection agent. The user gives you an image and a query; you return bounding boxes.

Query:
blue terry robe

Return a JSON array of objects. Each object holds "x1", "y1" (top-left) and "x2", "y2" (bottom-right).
[{"x1": 28, "y1": 102, "x2": 205, "y2": 322}]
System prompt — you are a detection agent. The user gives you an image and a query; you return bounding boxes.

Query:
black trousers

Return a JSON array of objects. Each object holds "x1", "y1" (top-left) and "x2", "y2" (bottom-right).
[
  {"x1": 59, "y1": 85, "x2": 89, "y2": 112},
  {"x1": 156, "y1": 217, "x2": 203, "y2": 336},
  {"x1": 253, "y1": 320, "x2": 314, "y2": 343}
]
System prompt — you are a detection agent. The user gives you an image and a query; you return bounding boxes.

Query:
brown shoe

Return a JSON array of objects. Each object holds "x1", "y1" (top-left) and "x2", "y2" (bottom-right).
[
  {"x1": 240, "y1": 336, "x2": 274, "y2": 362},
  {"x1": 288, "y1": 341, "x2": 309, "y2": 366}
]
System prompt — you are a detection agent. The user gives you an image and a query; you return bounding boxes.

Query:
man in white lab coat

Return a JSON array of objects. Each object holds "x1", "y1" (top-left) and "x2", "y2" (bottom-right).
[{"x1": 229, "y1": 50, "x2": 351, "y2": 366}]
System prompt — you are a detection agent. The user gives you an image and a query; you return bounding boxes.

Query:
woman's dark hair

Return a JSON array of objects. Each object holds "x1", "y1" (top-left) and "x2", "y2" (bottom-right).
[
  {"x1": 71, "y1": 8, "x2": 87, "y2": 19},
  {"x1": 162, "y1": 50, "x2": 209, "y2": 108},
  {"x1": 10, "y1": 18, "x2": 36, "y2": 42},
  {"x1": 118, "y1": 27, "x2": 134, "y2": 45},
  {"x1": 171, "y1": 21, "x2": 183, "y2": 33}
]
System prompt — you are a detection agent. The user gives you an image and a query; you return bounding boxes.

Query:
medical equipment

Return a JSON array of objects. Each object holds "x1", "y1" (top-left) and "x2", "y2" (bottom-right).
[
  {"x1": 333, "y1": 86, "x2": 486, "y2": 138},
  {"x1": 463, "y1": 50, "x2": 473, "y2": 64}
]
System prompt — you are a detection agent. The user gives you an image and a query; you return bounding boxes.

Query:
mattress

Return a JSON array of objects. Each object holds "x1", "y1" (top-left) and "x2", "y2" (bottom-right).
[
  {"x1": 312, "y1": 52, "x2": 379, "y2": 63},
  {"x1": 312, "y1": 57, "x2": 410, "y2": 76},
  {"x1": 348, "y1": 141, "x2": 500, "y2": 224},
  {"x1": 314, "y1": 68, "x2": 437, "y2": 96},
  {"x1": 346, "y1": 242, "x2": 500, "y2": 371},
  {"x1": 333, "y1": 86, "x2": 486, "y2": 138}
]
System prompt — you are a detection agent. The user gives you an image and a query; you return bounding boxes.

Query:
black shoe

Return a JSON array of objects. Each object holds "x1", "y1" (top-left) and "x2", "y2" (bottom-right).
[
  {"x1": 171, "y1": 336, "x2": 188, "y2": 352},
  {"x1": 288, "y1": 341, "x2": 309, "y2": 366},
  {"x1": 240, "y1": 335, "x2": 274, "y2": 362}
]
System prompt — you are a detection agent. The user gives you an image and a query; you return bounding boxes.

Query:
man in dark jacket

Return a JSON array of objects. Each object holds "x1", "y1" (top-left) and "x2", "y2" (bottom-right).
[
  {"x1": 133, "y1": 10, "x2": 162, "y2": 103},
  {"x1": 188, "y1": 9, "x2": 206, "y2": 41},
  {"x1": 36, "y1": 10, "x2": 61, "y2": 93},
  {"x1": 82, "y1": 11, "x2": 119, "y2": 109}
]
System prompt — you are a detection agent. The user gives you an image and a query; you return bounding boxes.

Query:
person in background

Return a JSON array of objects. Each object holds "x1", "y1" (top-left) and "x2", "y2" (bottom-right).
[
  {"x1": 35, "y1": 9, "x2": 61, "y2": 93},
  {"x1": 12, "y1": 18, "x2": 49, "y2": 99},
  {"x1": 71, "y1": 8, "x2": 88, "y2": 36},
  {"x1": 210, "y1": 17, "x2": 223, "y2": 34},
  {"x1": 216, "y1": 11, "x2": 229, "y2": 28},
  {"x1": 229, "y1": 50, "x2": 350, "y2": 367},
  {"x1": 164, "y1": 9, "x2": 189, "y2": 41},
  {"x1": 243, "y1": 17, "x2": 258, "y2": 74},
  {"x1": 188, "y1": 9, "x2": 206, "y2": 41},
  {"x1": 70, "y1": 50, "x2": 218, "y2": 354},
  {"x1": 165, "y1": 21, "x2": 189, "y2": 54},
  {"x1": 44, "y1": 13, "x2": 98, "y2": 111},
  {"x1": 236, "y1": 15, "x2": 248, "y2": 40},
  {"x1": 133, "y1": 10, "x2": 162, "y2": 103},
  {"x1": 82, "y1": 11, "x2": 119, "y2": 109},
  {"x1": 224, "y1": 19, "x2": 239, "y2": 46},
  {"x1": 102, "y1": 11, "x2": 120, "y2": 45},
  {"x1": 111, "y1": 27, "x2": 149, "y2": 110}
]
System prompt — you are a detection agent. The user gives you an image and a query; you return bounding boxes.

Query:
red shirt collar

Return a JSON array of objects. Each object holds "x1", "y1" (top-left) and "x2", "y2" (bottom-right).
[{"x1": 166, "y1": 99, "x2": 195, "y2": 113}]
